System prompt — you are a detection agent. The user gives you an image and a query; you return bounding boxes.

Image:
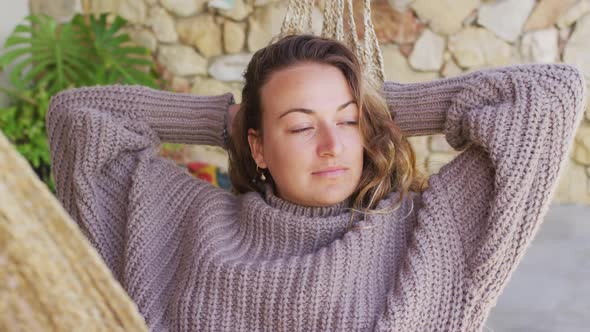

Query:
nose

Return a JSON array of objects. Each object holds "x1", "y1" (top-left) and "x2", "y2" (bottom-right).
[{"x1": 317, "y1": 123, "x2": 344, "y2": 157}]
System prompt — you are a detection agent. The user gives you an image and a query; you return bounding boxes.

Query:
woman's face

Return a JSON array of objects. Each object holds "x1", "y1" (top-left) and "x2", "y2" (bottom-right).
[{"x1": 248, "y1": 62, "x2": 364, "y2": 207}]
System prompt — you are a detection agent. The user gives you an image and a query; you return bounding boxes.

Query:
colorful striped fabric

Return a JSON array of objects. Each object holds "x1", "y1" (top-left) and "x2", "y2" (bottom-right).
[{"x1": 185, "y1": 161, "x2": 231, "y2": 190}]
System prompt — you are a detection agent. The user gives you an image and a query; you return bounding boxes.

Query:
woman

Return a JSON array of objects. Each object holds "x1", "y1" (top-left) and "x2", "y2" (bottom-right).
[{"x1": 46, "y1": 34, "x2": 587, "y2": 331}]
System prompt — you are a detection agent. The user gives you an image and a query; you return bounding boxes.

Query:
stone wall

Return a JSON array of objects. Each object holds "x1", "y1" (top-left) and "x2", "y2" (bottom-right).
[{"x1": 29, "y1": 0, "x2": 590, "y2": 204}]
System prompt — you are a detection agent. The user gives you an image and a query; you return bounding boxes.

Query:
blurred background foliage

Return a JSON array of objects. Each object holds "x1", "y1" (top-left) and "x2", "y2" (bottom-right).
[{"x1": 0, "y1": 12, "x2": 162, "y2": 192}]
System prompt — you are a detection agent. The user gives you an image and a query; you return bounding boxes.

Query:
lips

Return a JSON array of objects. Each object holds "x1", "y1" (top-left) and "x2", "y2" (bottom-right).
[{"x1": 312, "y1": 166, "x2": 348, "y2": 175}]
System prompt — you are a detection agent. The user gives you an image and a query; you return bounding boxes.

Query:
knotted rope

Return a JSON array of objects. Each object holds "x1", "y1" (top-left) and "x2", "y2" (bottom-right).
[{"x1": 280, "y1": 0, "x2": 385, "y2": 83}]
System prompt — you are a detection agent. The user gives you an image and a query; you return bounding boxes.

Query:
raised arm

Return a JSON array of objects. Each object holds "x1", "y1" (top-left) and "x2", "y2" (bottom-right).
[
  {"x1": 378, "y1": 64, "x2": 587, "y2": 330},
  {"x1": 46, "y1": 84, "x2": 235, "y2": 282}
]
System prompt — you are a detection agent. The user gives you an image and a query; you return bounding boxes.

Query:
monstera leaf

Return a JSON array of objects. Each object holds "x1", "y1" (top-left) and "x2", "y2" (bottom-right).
[
  {"x1": 0, "y1": 15, "x2": 91, "y2": 94},
  {"x1": 0, "y1": 13, "x2": 158, "y2": 94},
  {"x1": 0, "y1": 12, "x2": 161, "y2": 193},
  {"x1": 71, "y1": 13, "x2": 158, "y2": 87}
]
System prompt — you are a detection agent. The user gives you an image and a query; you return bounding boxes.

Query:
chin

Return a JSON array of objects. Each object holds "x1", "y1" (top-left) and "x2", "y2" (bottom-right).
[
  {"x1": 312, "y1": 188, "x2": 353, "y2": 206},
  {"x1": 281, "y1": 179, "x2": 358, "y2": 207}
]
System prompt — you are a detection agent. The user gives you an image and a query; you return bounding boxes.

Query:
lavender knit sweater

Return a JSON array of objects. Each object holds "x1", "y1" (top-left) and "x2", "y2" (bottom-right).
[{"x1": 46, "y1": 63, "x2": 587, "y2": 331}]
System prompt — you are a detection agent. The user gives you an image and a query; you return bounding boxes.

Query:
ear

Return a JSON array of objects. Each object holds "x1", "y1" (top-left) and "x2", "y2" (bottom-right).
[{"x1": 247, "y1": 128, "x2": 267, "y2": 169}]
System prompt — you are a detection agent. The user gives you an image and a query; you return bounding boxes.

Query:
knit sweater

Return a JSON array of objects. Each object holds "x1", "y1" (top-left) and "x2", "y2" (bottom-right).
[{"x1": 46, "y1": 63, "x2": 587, "y2": 332}]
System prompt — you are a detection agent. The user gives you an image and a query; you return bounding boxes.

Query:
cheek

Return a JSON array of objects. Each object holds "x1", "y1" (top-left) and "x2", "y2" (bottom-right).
[
  {"x1": 264, "y1": 135, "x2": 313, "y2": 172},
  {"x1": 342, "y1": 131, "x2": 364, "y2": 154},
  {"x1": 344, "y1": 132, "x2": 365, "y2": 177},
  {"x1": 347, "y1": 131, "x2": 363, "y2": 146}
]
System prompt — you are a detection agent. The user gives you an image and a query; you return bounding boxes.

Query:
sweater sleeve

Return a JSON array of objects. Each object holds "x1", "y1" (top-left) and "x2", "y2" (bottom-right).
[
  {"x1": 379, "y1": 63, "x2": 587, "y2": 330},
  {"x1": 45, "y1": 84, "x2": 235, "y2": 283}
]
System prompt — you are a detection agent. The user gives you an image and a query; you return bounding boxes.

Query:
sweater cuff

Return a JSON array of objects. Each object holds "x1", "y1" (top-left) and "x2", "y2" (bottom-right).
[
  {"x1": 382, "y1": 71, "x2": 482, "y2": 137},
  {"x1": 130, "y1": 87, "x2": 235, "y2": 147}
]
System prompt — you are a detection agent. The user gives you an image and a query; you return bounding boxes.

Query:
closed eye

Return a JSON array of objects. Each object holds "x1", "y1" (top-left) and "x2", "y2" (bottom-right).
[
  {"x1": 291, "y1": 121, "x2": 357, "y2": 133},
  {"x1": 291, "y1": 127, "x2": 313, "y2": 133},
  {"x1": 339, "y1": 121, "x2": 358, "y2": 126}
]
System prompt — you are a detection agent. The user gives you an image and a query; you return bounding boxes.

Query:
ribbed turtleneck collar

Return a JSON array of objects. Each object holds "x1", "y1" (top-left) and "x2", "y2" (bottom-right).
[
  {"x1": 262, "y1": 183, "x2": 352, "y2": 218},
  {"x1": 234, "y1": 183, "x2": 362, "y2": 258}
]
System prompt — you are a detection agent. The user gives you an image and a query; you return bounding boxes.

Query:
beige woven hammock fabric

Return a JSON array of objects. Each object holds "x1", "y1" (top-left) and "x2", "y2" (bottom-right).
[
  {"x1": 280, "y1": 0, "x2": 386, "y2": 83},
  {"x1": 0, "y1": 130, "x2": 148, "y2": 332}
]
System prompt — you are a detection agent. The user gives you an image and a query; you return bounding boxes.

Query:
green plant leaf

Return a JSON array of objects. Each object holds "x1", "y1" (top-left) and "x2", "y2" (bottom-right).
[
  {"x1": 83, "y1": 13, "x2": 158, "y2": 88},
  {"x1": 1, "y1": 14, "x2": 94, "y2": 93},
  {"x1": 108, "y1": 15, "x2": 127, "y2": 34},
  {"x1": 4, "y1": 35, "x2": 34, "y2": 48},
  {"x1": 120, "y1": 57, "x2": 153, "y2": 67},
  {"x1": 0, "y1": 47, "x2": 35, "y2": 67},
  {"x1": 62, "y1": 64, "x2": 86, "y2": 83},
  {"x1": 37, "y1": 71, "x2": 57, "y2": 91},
  {"x1": 12, "y1": 24, "x2": 33, "y2": 34},
  {"x1": 8, "y1": 57, "x2": 38, "y2": 89},
  {"x1": 0, "y1": 85, "x2": 55, "y2": 192},
  {"x1": 0, "y1": 11, "x2": 162, "y2": 192},
  {"x1": 21, "y1": 58, "x2": 55, "y2": 83}
]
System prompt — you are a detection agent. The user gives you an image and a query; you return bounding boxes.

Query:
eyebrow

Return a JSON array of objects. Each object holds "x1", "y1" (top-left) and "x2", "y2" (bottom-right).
[{"x1": 278, "y1": 100, "x2": 357, "y2": 119}]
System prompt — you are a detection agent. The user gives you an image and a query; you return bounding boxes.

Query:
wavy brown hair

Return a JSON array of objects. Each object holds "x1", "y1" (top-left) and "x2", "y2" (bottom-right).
[{"x1": 227, "y1": 34, "x2": 428, "y2": 219}]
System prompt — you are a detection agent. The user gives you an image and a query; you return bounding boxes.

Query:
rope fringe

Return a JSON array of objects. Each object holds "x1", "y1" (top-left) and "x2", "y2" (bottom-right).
[{"x1": 280, "y1": 0, "x2": 385, "y2": 83}]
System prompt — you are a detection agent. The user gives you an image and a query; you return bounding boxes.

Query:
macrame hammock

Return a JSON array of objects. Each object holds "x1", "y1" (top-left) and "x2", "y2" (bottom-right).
[
  {"x1": 0, "y1": 2, "x2": 383, "y2": 330},
  {"x1": 281, "y1": 0, "x2": 386, "y2": 83}
]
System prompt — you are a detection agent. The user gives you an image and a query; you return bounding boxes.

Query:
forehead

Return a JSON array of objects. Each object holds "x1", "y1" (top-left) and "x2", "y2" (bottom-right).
[{"x1": 260, "y1": 62, "x2": 355, "y2": 116}]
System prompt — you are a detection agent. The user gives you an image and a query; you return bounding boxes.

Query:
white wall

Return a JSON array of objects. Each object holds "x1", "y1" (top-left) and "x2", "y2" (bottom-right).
[{"x1": 0, "y1": 2, "x2": 30, "y2": 107}]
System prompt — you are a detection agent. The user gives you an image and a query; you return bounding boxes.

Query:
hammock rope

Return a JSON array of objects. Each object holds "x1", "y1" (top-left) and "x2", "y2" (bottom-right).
[{"x1": 280, "y1": 0, "x2": 386, "y2": 83}]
